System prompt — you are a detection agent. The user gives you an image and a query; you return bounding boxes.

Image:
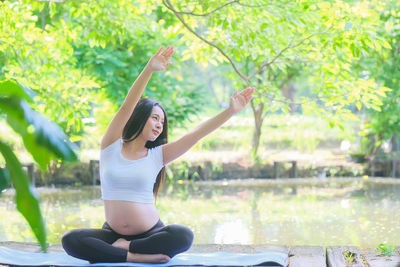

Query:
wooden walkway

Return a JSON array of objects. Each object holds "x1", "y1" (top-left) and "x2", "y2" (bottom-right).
[{"x1": 1, "y1": 242, "x2": 399, "y2": 266}]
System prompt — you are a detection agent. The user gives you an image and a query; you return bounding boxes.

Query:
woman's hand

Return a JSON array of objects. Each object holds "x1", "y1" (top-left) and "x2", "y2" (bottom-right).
[
  {"x1": 229, "y1": 87, "x2": 256, "y2": 115},
  {"x1": 146, "y1": 46, "x2": 174, "y2": 72}
]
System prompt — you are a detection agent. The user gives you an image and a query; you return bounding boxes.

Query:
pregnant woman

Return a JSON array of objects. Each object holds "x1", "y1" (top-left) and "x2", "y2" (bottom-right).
[{"x1": 61, "y1": 45, "x2": 255, "y2": 263}]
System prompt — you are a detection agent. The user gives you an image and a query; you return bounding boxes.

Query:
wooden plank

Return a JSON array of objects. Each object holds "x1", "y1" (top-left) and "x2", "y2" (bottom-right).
[
  {"x1": 327, "y1": 246, "x2": 365, "y2": 267},
  {"x1": 187, "y1": 244, "x2": 288, "y2": 254},
  {"x1": 289, "y1": 246, "x2": 326, "y2": 267},
  {"x1": 359, "y1": 247, "x2": 400, "y2": 267},
  {"x1": 327, "y1": 246, "x2": 400, "y2": 267}
]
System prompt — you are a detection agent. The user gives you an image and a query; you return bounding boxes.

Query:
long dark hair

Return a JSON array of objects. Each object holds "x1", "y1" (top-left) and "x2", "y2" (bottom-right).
[{"x1": 122, "y1": 98, "x2": 168, "y2": 198}]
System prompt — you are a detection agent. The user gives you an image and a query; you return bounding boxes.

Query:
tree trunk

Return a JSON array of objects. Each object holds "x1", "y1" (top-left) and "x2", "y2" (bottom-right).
[
  {"x1": 250, "y1": 70, "x2": 266, "y2": 158},
  {"x1": 282, "y1": 81, "x2": 296, "y2": 114},
  {"x1": 251, "y1": 101, "x2": 264, "y2": 157},
  {"x1": 41, "y1": 7, "x2": 46, "y2": 30}
]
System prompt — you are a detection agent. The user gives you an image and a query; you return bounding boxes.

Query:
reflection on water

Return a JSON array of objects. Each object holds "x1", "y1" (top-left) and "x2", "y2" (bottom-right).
[
  {"x1": 0, "y1": 178, "x2": 399, "y2": 247},
  {"x1": 214, "y1": 220, "x2": 249, "y2": 244}
]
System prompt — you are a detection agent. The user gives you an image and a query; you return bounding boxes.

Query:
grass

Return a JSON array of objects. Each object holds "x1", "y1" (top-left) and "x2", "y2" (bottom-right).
[
  {"x1": 169, "y1": 112, "x2": 358, "y2": 152},
  {"x1": 377, "y1": 243, "x2": 396, "y2": 256},
  {"x1": 343, "y1": 250, "x2": 356, "y2": 265},
  {"x1": 0, "y1": 112, "x2": 359, "y2": 164}
]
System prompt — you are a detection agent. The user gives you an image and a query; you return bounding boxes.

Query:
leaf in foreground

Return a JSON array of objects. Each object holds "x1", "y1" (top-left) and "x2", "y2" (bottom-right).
[{"x1": 0, "y1": 141, "x2": 46, "y2": 251}]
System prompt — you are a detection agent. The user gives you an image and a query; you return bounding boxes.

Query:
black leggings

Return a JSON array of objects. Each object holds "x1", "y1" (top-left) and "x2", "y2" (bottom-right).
[{"x1": 61, "y1": 220, "x2": 194, "y2": 263}]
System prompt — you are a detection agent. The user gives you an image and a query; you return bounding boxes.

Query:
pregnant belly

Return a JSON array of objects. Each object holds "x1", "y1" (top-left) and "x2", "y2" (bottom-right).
[{"x1": 104, "y1": 200, "x2": 160, "y2": 235}]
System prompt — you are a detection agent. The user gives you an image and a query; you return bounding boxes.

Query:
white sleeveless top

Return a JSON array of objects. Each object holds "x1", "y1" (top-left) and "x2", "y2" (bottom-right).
[{"x1": 99, "y1": 139, "x2": 164, "y2": 203}]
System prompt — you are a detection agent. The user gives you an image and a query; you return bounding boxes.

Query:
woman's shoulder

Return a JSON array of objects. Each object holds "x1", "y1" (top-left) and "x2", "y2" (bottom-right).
[
  {"x1": 101, "y1": 138, "x2": 122, "y2": 154},
  {"x1": 149, "y1": 144, "x2": 164, "y2": 166},
  {"x1": 149, "y1": 144, "x2": 165, "y2": 153}
]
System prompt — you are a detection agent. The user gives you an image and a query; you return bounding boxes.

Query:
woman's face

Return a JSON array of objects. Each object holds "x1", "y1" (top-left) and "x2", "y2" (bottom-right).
[{"x1": 143, "y1": 105, "x2": 165, "y2": 141}]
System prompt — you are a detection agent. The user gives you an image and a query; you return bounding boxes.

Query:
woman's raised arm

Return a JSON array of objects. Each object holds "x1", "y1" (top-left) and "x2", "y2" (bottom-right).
[
  {"x1": 162, "y1": 87, "x2": 255, "y2": 165},
  {"x1": 101, "y1": 46, "x2": 174, "y2": 149}
]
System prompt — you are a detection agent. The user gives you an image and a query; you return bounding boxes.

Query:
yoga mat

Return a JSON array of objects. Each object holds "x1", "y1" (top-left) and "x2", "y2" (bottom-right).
[{"x1": 0, "y1": 246, "x2": 288, "y2": 266}]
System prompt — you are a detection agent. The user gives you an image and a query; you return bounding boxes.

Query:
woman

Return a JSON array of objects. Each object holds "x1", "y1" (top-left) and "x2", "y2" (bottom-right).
[{"x1": 61, "y1": 45, "x2": 255, "y2": 263}]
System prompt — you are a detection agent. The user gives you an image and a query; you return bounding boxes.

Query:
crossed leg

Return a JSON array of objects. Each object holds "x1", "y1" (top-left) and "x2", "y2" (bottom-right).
[
  {"x1": 61, "y1": 223, "x2": 193, "y2": 263},
  {"x1": 62, "y1": 227, "x2": 169, "y2": 263}
]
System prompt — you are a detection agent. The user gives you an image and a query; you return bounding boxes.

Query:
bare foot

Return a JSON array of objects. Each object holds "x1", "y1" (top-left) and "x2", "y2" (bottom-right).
[
  {"x1": 127, "y1": 252, "x2": 170, "y2": 263},
  {"x1": 112, "y1": 238, "x2": 129, "y2": 250}
]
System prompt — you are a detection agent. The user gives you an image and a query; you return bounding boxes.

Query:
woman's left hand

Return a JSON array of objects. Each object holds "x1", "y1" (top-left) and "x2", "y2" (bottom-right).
[
  {"x1": 229, "y1": 87, "x2": 256, "y2": 115},
  {"x1": 147, "y1": 46, "x2": 174, "y2": 72}
]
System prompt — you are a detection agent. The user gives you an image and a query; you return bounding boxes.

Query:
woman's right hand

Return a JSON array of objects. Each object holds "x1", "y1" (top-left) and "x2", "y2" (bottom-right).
[{"x1": 146, "y1": 46, "x2": 174, "y2": 72}]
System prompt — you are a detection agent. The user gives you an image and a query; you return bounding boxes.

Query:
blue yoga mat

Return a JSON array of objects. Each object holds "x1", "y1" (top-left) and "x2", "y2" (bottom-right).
[{"x1": 0, "y1": 246, "x2": 287, "y2": 266}]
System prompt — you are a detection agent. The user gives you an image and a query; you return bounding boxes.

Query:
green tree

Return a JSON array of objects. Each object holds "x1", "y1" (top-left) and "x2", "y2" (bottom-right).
[
  {"x1": 38, "y1": 0, "x2": 207, "y2": 132},
  {"x1": 0, "y1": 1, "x2": 100, "y2": 140},
  {"x1": 163, "y1": 0, "x2": 391, "y2": 157},
  {"x1": 1, "y1": 0, "x2": 208, "y2": 144},
  {"x1": 357, "y1": 0, "x2": 400, "y2": 155}
]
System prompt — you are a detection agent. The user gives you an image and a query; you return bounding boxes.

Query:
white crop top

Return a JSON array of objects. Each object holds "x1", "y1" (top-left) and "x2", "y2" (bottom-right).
[{"x1": 99, "y1": 138, "x2": 164, "y2": 203}]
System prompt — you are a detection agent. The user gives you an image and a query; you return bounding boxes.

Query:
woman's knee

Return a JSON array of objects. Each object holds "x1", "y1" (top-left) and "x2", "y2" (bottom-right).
[
  {"x1": 166, "y1": 225, "x2": 194, "y2": 249},
  {"x1": 61, "y1": 229, "x2": 84, "y2": 256}
]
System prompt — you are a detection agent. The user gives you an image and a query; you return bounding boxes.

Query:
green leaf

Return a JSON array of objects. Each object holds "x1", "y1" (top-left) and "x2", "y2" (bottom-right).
[
  {"x1": 260, "y1": 22, "x2": 268, "y2": 30},
  {"x1": 370, "y1": 104, "x2": 381, "y2": 111},
  {"x1": 351, "y1": 42, "x2": 360, "y2": 57},
  {"x1": 11, "y1": 99, "x2": 77, "y2": 169},
  {"x1": 0, "y1": 88, "x2": 78, "y2": 171},
  {"x1": 356, "y1": 102, "x2": 362, "y2": 110},
  {"x1": 342, "y1": 112, "x2": 359, "y2": 121},
  {"x1": 222, "y1": 19, "x2": 229, "y2": 29},
  {"x1": 0, "y1": 168, "x2": 10, "y2": 193},
  {"x1": 380, "y1": 40, "x2": 391, "y2": 49},
  {"x1": 378, "y1": 243, "x2": 395, "y2": 256},
  {"x1": 231, "y1": 21, "x2": 237, "y2": 31},
  {"x1": 0, "y1": 141, "x2": 46, "y2": 251},
  {"x1": 0, "y1": 79, "x2": 33, "y2": 103}
]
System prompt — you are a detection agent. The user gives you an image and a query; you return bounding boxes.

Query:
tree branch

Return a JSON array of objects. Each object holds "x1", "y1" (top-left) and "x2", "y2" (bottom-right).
[
  {"x1": 34, "y1": 0, "x2": 67, "y2": 2},
  {"x1": 172, "y1": 0, "x2": 276, "y2": 17},
  {"x1": 257, "y1": 90, "x2": 349, "y2": 106},
  {"x1": 236, "y1": 0, "x2": 272, "y2": 8},
  {"x1": 174, "y1": 0, "x2": 239, "y2": 17},
  {"x1": 165, "y1": 0, "x2": 336, "y2": 107},
  {"x1": 164, "y1": 0, "x2": 249, "y2": 82},
  {"x1": 249, "y1": 98, "x2": 256, "y2": 115},
  {"x1": 248, "y1": 28, "x2": 331, "y2": 81}
]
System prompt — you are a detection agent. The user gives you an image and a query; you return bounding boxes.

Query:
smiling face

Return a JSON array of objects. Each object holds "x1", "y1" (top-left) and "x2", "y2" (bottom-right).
[{"x1": 143, "y1": 105, "x2": 165, "y2": 141}]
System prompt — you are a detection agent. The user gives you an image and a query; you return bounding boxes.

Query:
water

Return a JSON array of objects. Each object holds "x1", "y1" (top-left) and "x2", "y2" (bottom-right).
[{"x1": 0, "y1": 178, "x2": 399, "y2": 248}]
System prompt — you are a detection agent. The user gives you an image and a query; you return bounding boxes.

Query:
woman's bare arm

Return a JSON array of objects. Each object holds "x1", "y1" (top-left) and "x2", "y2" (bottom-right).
[
  {"x1": 101, "y1": 46, "x2": 174, "y2": 149},
  {"x1": 162, "y1": 87, "x2": 255, "y2": 165}
]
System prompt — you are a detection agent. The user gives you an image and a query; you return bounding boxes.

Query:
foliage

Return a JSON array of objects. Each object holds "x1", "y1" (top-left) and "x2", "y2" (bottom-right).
[
  {"x1": 343, "y1": 250, "x2": 355, "y2": 265},
  {"x1": 377, "y1": 243, "x2": 396, "y2": 256},
  {"x1": 2, "y1": 0, "x2": 397, "y2": 159},
  {"x1": 163, "y1": 0, "x2": 392, "y2": 155},
  {"x1": 0, "y1": 79, "x2": 78, "y2": 251},
  {"x1": 357, "y1": 0, "x2": 400, "y2": 154},
  {"x1": 51, "y1": 0, "x2": 205, "y2": 130},
  {"x1": 1, "y1": 0, "x2": 208, "y2": 142},
  {"x1": 0, "y1": 1, "x2": 100, "y2": 140}
]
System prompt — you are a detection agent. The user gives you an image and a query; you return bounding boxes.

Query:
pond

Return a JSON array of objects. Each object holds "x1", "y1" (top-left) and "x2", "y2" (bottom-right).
[{"x1": 0, "y1": 178, "x2": 399, "y2": 248}]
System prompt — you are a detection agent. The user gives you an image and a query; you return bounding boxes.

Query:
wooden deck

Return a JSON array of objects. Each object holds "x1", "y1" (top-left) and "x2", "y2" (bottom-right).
[{"x1": 1, "y1": 242, "x2": 399, "y2": 266}]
